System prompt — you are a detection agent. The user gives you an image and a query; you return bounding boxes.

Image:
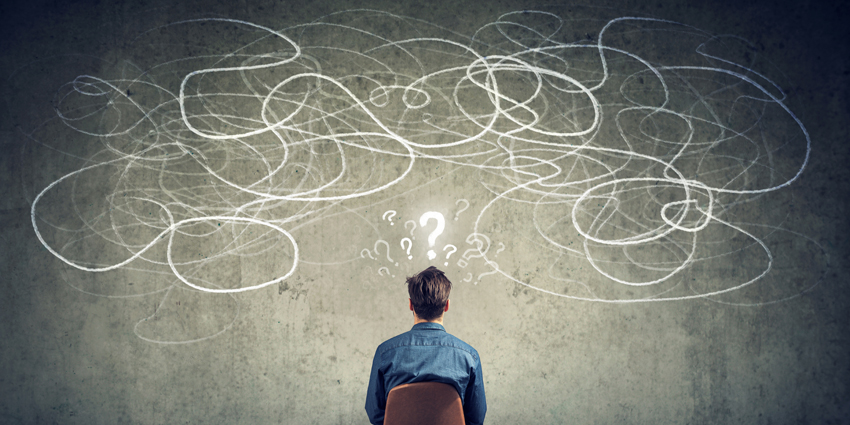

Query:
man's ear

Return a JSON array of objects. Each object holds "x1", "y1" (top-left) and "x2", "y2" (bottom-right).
[
  {"x1": 444, "y1": 299, "x2": 450, "y2": 313},
  {"x1": 409, "y1": 298, "x2": 414, "y2": 312}
]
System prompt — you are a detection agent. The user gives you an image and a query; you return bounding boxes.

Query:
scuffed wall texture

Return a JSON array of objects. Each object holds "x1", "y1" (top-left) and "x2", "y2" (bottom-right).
[{"x1": 1, "y1": 0, "x2": 847, "y2": 423}]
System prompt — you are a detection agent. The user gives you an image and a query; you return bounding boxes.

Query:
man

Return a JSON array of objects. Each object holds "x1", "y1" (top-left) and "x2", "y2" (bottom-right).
[{"x1": 365, "y1": 266, "x2": 486, "y2": 425}]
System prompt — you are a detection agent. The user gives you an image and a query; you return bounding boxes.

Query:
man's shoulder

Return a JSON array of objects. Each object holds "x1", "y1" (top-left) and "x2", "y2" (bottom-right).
[
  {"x1": 441, "y1": 331, "x2": 480, "y2": 357},
  {"x1": 377, "y1": 329, "x2": 412, "y2": 348},
  {"x1": 377, "y1": 328, "x2": 480, "y2": 361}
]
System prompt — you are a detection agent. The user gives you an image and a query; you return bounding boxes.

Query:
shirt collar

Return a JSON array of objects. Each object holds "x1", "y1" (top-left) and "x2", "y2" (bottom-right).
[{"x1": 412, "y1": 322, "x2": 445, "y2": 331}]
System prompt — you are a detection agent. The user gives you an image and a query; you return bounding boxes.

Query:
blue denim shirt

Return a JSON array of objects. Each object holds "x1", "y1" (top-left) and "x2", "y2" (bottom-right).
[{"x1": 365, "y1": 322, "x2": 486, "y2": 425}]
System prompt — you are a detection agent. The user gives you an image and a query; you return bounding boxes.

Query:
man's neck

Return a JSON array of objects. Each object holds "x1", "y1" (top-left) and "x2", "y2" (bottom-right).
[{"x1": 413, "y1": 316, "x2": 443, "y2": 325}]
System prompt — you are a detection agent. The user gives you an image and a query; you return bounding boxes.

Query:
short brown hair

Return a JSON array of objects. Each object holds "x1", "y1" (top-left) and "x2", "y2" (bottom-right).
[{"x1": 407, "y1": 266, "x2": 452, "y2": 321}]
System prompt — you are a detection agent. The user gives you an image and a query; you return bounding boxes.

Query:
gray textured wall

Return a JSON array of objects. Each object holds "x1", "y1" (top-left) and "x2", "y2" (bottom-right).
[{"x1": 1, "y1": 0, "x2": 848, "y2": 423}]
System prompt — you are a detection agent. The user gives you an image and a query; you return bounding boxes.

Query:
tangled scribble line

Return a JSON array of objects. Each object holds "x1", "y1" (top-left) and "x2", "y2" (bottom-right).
[{"x1": 25, "y1": 10, "x2": 823, "y2": 341}]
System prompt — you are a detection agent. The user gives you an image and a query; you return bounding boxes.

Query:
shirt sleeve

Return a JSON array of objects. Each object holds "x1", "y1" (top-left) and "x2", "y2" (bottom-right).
[
  {"x1": 365, "y1": 346, "x2": 386, "y2": 425},
  {"x1": 463, "y1": 356, "x2": 487, "y2": 425}
]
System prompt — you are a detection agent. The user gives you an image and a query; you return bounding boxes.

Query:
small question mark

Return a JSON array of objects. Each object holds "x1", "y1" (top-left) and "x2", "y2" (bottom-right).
[
  {"x1": 383, "y1": 210, "x2": 397, "y2": 225},
  {"x1": 401, "y1": 238, "x2": 413, "y2": 260},
  {"x1": 454, "y1": 199, "x2": 470, "y2": 221},
  {"x1": 477, "y1": 261, "x2": 500, "y2": 285},
  {"x1": 463, "y1": 273, "x2": 473, "y2": 282},
  {"x1": 495, "y1": 242, "x2": 506, "y2": 257},
  {"x1": 360, "y1": 248, "x2": 376, "y2": 260},
  {"x1": 419, "y1": 212, "x2": 446, "y2": 261},
  {"x1": 378, "y1": 267, "x2": 394, "y2": 278},
  {"x1": 459, "y1": 233, "x2": 491, "y2": 267},
  {"x1": 442, "y1": 244, "x2": 457, "y2": 266},
  {"x1": 374, "y1": 240, "x2": 396, "y2": 266},
  {"x1": 404, "y1": 220, "x2": 417, "y2": 239}
]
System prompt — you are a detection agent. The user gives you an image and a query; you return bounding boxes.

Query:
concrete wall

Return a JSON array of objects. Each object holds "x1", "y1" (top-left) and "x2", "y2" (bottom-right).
[{"x1": 1, "y1": 0, "x2": 847, "y2": 423}]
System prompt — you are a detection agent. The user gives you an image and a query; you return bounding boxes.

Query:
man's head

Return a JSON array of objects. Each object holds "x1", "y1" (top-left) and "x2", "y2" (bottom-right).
[{"x1": 407, "y1": 266, "x2": 452, "y2": 321}]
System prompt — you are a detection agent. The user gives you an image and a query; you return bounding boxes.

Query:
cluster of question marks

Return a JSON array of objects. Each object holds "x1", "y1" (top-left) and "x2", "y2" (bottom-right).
[
  {"x1": 367, "y1": 200, "x2": 502, "y2": 282},
  {"x1": 401, "y1": 211, "x2": 457, "y2": 266}
]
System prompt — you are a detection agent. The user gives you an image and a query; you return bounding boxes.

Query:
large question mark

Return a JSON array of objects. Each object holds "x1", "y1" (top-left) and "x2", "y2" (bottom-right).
[
  {"x1": 383, "y1": 210, "x2": 397, "y2": 225},
  {"x1": 442, "y1": 244, "x2": 457, "y2": 266},
  {"x1": 477, "y1": 261, "x2": 500, "y2": 285},
  {"x1": 401, "y1": 238, "x2": 413, "y2": 260},
  {"x1": 374, "y1": 240, "x2": 396, "y2": 266},
  {"x1": 454, "y1": 199, "x2": 469, "y2": 221},
  {"x1": 404, "y1": 220, "x2": 417, "y2": 240},
  {"x1": 419, "y1": 212, "x2": 445, "y2": 261}
]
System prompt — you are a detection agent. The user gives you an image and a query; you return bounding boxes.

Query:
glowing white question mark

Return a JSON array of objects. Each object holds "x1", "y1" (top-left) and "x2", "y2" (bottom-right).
[
  {"x1": 378, "y1": 267, "x2": 394, "y2": 278},
  {"x1": 404, "y1": 220, "x2": 417, "y2": 240},
  {"x1": 419, "y1": 212, "x2": 445, "y2": 261},
  {"x1": 442, "y1": 244, "x2": 457, "y2": 266},
  {"x1": 454, "y1": 199, "x2": 469, "y2": 221},
  {"x1": 401, "y1": 238, "x2": 413, "y2": 260},
  {"x1": 383, "y1": 210, "x2": 396, "y2": 225}
]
